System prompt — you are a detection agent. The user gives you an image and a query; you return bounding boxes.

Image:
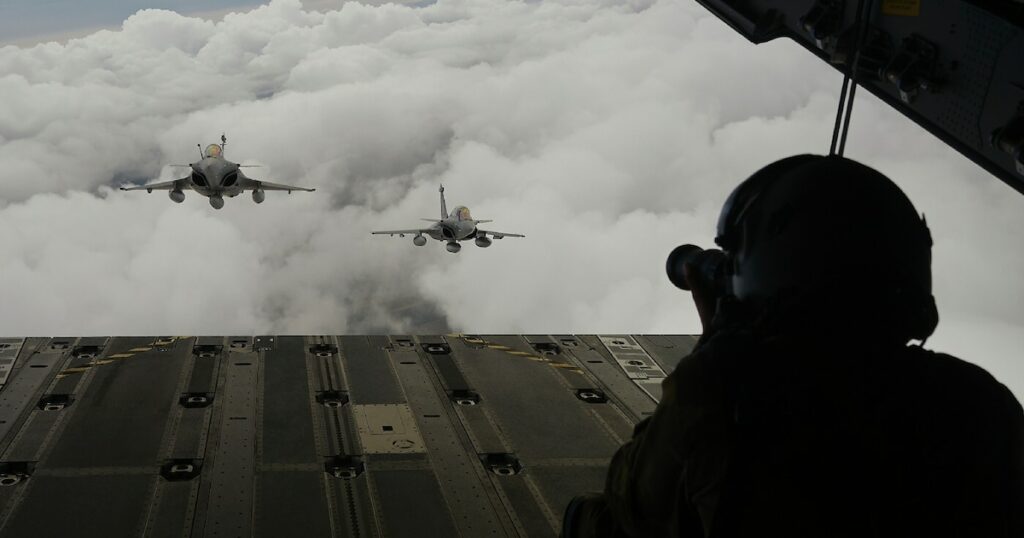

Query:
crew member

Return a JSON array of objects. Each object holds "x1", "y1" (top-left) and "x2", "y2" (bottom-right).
[{"x1": 562, "y1": 155, "x2": 1024, "y2": 537}]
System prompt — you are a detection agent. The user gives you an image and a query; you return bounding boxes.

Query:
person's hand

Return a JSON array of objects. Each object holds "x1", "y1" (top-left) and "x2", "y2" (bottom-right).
[{"x1": 683, "y1": 262, "x2": 717, "y2": 334}]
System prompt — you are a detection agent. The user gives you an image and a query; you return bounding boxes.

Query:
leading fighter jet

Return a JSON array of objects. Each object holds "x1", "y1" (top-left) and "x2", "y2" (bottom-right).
[
  {"x1": 120, "y1": 135, "x2": 315, "y2": 209},
  {"x1": 372, "y1": 185, "x2": 524, "y2": 253}
]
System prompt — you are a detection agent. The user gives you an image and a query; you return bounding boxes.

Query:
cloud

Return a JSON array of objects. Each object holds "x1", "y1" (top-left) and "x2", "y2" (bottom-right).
[{"x1": 0, "y1": 0, "x2": 1021, "y2": 401}]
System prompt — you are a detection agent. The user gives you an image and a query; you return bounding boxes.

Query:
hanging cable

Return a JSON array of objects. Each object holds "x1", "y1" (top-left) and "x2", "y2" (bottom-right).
[
  {"x1": 829, "y1": 0, "x2": 874, "y2": 157},
  {"x1": 829, "y1": 73, "x2": 853, "y2": 155}
]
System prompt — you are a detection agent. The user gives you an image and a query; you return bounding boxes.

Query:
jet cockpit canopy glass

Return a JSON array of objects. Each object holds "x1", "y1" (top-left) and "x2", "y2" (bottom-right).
[
  {"x1": 454, "y1": 206, "x2": 472, "y2": 221},
  {"x1": 205, "y1": 144, "x2": 223, "y2": 158}
]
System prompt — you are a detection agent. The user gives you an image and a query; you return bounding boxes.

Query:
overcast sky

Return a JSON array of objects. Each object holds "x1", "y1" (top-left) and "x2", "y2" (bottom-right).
[{"x1": 0, "y1": 0, "x2": 1020, "y2": 401}]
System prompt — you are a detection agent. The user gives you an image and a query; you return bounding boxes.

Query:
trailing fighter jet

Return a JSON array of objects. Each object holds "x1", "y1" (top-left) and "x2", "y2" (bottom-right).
[
  {"x1": 372, "y1": 185, "x2": 525, "y2": 253},
  {"x1": 120, "y1": 134, "x2": 315, "y2": 209}
]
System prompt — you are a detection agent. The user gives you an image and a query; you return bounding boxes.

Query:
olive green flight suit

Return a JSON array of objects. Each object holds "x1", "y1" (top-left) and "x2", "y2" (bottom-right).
[{"x1": 565, "y1": 333, "x2": 1024, "y2": 537}]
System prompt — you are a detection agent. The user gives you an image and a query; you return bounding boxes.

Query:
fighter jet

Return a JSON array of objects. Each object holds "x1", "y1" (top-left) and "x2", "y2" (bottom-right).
[
  {"x1": 372, "y1": 185, "x2": 524, "y2": 253},
  {"x1": 120, "y1": 134, "x2": 315, "y2": 209}
]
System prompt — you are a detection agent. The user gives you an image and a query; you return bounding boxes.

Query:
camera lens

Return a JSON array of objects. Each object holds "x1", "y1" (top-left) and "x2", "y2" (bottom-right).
[{"x1": 666, "y1": 244, "x2": 704, "y2": 290}]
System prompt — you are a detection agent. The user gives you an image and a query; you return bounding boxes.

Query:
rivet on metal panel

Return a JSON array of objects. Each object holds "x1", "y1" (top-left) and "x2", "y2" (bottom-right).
[
  {"x1": 160, "y1": 459, "x2": 202, "y2": 481},
  {"x1": 575, "y1": 389, "x2": 608, "y2": 404},
  {"x1": 0, "y1": 463, "x2": 33, "y2": 486},
  {"x1": 422, "y1": 343, "x2": 452, "y2": 355},
  {"x1": 392, "y1": 439, "x2": 415, "y2": 450},
  {"x1": 72, "y1": 345, "x2": 103, "y2": 359},
  {"x1": 193, "y1": 345, "x2": 221, "y2": 358},
  {"x1": 179, "y1": 393, "x2": 214, "y2": 408},
  {"x1": 37, "y1": 394, "x2": 73, "y2": 411},
  {"x1": 325, "y1": 455, "x2": 364, "y2": 480},
  {"x1": 316, "y1": 390, "x2": 350, "y2": 408},
  {"x1": 531, "y1": 343, "x2": 562, "y2": 355},
  {"x1": 450, "y1": 389, "x2": 481, "y2": 406},
  {"x1": 481, "y1": 453, "x2": 522, "y2": 476},
  {"x1": 309, "y1": 344, "x2": 338, "y2": 357}
]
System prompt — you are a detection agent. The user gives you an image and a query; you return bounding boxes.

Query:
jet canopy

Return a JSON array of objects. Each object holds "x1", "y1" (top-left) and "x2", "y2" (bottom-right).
[
  {"x1": 205, "y1": 144, "x2": 223, "y2": 158},
  {"x1": 452, "y1": 206, "x2": 472, "y2": 221}
]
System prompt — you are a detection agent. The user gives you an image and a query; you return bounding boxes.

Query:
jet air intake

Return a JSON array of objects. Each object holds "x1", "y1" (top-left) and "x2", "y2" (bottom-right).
[
  {"x1": 209, "y1": 195, "x2": 225, "y2": 210},
  {"x1": 169, "y1": 190, "x2": 185, "y2": 204},
  {"x1": 252, "y1": 189, "x2": 265, "y2": 204},
  {"x1": 446, "y1": 242, "x2": 462, "y2": 253}
]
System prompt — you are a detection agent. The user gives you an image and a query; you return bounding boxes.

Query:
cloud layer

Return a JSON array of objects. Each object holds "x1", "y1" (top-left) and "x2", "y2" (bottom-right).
[{"x1": 0, "y1": 0, "x2": 1021, "y2": 399}]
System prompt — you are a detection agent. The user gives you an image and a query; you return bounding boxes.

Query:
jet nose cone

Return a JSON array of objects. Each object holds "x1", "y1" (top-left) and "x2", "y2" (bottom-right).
[{"x1": 201, "y1": 161, "x2": 238, "y2": 187}]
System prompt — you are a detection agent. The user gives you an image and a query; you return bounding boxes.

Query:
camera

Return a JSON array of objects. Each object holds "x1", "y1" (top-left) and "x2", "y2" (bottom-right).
[{"x1": 665, "y1": 244, "x2": 729, "y2": 296}]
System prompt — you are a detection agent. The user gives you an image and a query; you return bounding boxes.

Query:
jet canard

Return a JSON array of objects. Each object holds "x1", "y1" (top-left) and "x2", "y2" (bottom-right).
[
  {"x1": 120, "y1": 134, "x2": 315, "y2": 209},
  {"x1": 372, "y1": 185, "x2": 524, "y2": 253}
]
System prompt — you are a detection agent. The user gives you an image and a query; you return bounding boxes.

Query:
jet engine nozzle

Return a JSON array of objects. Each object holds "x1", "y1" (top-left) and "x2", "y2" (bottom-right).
[
  {"x1": 252, "y1": 189, "x2": 265, "y2": 204},
  {"x1": 475, "y1": 236, "x2": 492, "y2": 248},
  {"x1": 169, "y1": 190, "x2": 185, "y2": 204},
  {"x1": 413, "y1": 235, "x2": 427, "y2": 246},
  {"x1": 209, "y1": 195, "x2": 225, "y2": 210},
  {"x1": 446, "y1": 241, "x2": 462, "y2": 253}
]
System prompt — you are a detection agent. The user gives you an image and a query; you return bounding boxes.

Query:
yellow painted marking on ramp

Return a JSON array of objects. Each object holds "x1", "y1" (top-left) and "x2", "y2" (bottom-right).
[
  {"x1": 57, "y1": 345, "x2": 153, "y2": 378},
  {"x1": 457, "y1": 335, "x2": 585, "y2": 376}
]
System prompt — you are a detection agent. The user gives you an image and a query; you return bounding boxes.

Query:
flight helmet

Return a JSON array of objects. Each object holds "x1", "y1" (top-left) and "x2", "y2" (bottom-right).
[{"x1": 713, "y1": 155, "x2": 938, "y2": 341}]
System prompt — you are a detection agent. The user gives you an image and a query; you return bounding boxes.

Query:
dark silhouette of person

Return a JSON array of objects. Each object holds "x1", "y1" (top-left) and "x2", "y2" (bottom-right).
[{"x1": 562, "y1": 155, "x2": 1024, "y2": 537}]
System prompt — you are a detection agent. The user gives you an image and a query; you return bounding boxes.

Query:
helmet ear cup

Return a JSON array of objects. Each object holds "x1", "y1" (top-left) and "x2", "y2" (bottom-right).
[{"x1": 907, "y1": 293, "x2": 939, "y2": 341}]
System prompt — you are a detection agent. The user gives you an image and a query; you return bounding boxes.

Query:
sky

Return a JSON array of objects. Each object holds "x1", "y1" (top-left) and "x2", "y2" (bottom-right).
[
  {"x1": 0, "y1": 0, "x2": 1020, "y2": 401},
  {"x1": 0, "y1": 0, "x2": 256, "y2": 44}
]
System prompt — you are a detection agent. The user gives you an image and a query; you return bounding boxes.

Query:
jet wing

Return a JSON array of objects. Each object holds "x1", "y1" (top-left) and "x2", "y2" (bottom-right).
[
  {"x1": 249, "y1": 180, "x2": 315, "y2": 192},
  {"x1": 477, "y1": 229, "x2": 524, "y2": 239},
  {"x1": 371, "y1": 228, "x2": 433, "y2": 237},
  {"x1": 119, "y1": 178, "x2": 189, "y2": 192}
]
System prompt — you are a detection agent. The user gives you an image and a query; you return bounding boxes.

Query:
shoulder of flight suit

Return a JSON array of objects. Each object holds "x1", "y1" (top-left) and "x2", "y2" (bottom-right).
[{"x1": 604, "y1": 336, "x2": 747, "y2": 537}]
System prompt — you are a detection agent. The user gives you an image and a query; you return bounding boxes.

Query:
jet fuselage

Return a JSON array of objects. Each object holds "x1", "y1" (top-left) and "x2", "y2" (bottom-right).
[
  {"x1": 423, "y1": 210, "x2": 479, "y2": 242},
  {"x1": 189, "y1": 156, "x2": 248, "y2": 199}
]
